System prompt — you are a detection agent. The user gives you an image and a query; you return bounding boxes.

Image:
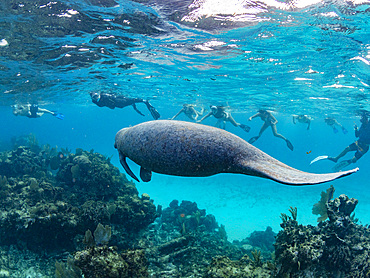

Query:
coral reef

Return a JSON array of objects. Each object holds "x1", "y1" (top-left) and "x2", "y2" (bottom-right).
[
  {"x1": 55, "y1": 257, "x2": 82, "y2": 278},
  {"x1": 274, "y1": 194, "x2": 370, "y2": 277},
  {"x1": 143, "y1": 200, "x2": 240, "y2": 277},
  {"x1": 1, "y1": 138, "x2": 370, "y2": 278},
  {"x1": 233, "y1": 226, "x2": 276, "y2": 261},
  {"x1": 0, "y1": 145, "x2": 156, "y2": 253},
  {"x1": 74, "y1": 246, "x2": 148, "y2": 278},
  {"x1": 312, "y1": 184, "x2": 335, "y2": 222},
  {"x1": 205, "y1": 255, "x2": 273, "y2": 278}
]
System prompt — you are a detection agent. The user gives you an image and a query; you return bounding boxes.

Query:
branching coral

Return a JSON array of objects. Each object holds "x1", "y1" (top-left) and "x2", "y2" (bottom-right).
[
  {"x1": 93, "y1": 223, "x2": 112, "y2": 246},
  {"x1": 312, "y1": 185, "x2": 335, "y2": 222},
  {"x1": 55, "y1": 257, "x2": 82, "y2": 278},
  {"x1": 275, "y1": 194, "x2": 370, "y2": 277}
]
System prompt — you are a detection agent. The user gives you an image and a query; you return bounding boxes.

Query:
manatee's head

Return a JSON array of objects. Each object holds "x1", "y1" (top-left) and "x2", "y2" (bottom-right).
[{"x1": 114, "y1": 127, "x2": 129, "y2": 149}]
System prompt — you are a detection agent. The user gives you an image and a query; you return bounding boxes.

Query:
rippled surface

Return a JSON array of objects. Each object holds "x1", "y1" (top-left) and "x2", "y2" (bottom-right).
[{"x1": 0, "y1": 0, "x2": 369, "y2": 116}]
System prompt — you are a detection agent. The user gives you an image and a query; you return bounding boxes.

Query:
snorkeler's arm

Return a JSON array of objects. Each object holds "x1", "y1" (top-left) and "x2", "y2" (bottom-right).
[
  {"x1": 197, "y1": 112, "x2": 212, "y2": 123},
  {"x1": 171, "y1": 109, "x2": 184, "y2": 120},
  {"x1": 355, "y1": 124, "x2": 360, "y2": 137},
  {"x1": 270, "y1": 114, "x2": 278, "y2": 125},
  {"x1": 248, "y1": 113, "x2": 260, "y2": 121},
  {"x1": 189, "y1": 107, "x2": 198, "y2": 114}
]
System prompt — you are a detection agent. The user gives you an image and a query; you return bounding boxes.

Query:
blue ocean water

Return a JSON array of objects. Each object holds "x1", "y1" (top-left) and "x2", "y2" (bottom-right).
[{"x1": 1, "y1": 0, "x2": 370, "y2": 241}]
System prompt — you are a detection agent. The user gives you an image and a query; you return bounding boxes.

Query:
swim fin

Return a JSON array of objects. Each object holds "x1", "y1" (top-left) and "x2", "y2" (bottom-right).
[
  {"x1": 149, "y1": 106, "x2": 160, "y2": 120},
  {"x1": 144, "y1": 102, "x2": 160, "y2": 120},
  {"x1": 248, "y1": 136, "x2": 259, "y2": 144},
  {"x1": 53, "y1": 113, "x2": 64, "y2": 120},
  {"x1": 310, "y1": 155, "x2": 329, "y2": 165},
  {"x1": 286, "y1": 139, "x2": 294, "y2": 151},
  {"x1": 240, "y1": 124, "x2": 251, "y2": 133},
  {"x1": 332, "y1": 160, "x2": 351, "y2": 172},
  {"x1": 342, "y1": 127, "x2": 348, "y2": 134},
  {"x1": 333, "y1": 127, "x2": 338, "y2": 133}
]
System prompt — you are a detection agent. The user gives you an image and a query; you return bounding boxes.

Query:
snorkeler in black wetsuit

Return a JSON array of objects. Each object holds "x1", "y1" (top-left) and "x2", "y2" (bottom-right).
[
  {"x1": 327, "y1": 114, "x2": 370, "y2": 170},
  {"x1": 90, "y1": 92, "x2": 160, "y2": 120},
  {"x1": 197, "y1": 105, "x2": 250, "y2": 132},
  {"x1": 311, "y1": 113, "x2": 370, "y2": 171}
]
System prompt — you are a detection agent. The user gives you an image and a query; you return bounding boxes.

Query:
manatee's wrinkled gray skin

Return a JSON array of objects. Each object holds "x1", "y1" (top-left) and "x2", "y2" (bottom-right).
[{"x1": 114, "y1": 120, "x2": 358, "y2": 185}]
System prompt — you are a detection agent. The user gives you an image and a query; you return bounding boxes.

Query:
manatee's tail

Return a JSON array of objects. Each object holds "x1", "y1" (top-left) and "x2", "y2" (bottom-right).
[{"x1": 240, "y1": 155, "x2": 358, "y2": 185}]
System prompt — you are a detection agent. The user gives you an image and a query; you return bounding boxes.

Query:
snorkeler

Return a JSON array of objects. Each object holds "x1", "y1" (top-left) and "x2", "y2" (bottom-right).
[
  {"x1": 12, "y1": 104, "x2": 64, "y2": 120},
  {"x1": 311, "y1": 114, "x2": 370, "y2": 171},
  {"x1": 171, "y1": 104, "x2": 205, "y2": 121},
  {"x1": 197, "y1": 105, "x2": 250, "y2": 132},
  {"x1": 248, "y1": 109, "x2": 294, "y2": 151},
  {"x1": 324, "y1": 117, "x2": 347, "y2": 134},
  {"x1": 90, "y1": 92, "x2": 160, "y2": 120},
  {"x1": 292, "y1": 114, "x2": 312, "y2": 130}
]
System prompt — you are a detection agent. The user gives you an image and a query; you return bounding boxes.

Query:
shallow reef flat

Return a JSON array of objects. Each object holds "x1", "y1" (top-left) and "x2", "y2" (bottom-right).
[{"x1": 0, "y1": 137, "x2": 369, "y2": 277}]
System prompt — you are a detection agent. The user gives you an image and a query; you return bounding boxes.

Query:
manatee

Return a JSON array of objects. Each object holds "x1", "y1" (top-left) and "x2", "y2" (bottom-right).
[{"x1": 114, "y1": 120, "x2": 358, "y2": 185}]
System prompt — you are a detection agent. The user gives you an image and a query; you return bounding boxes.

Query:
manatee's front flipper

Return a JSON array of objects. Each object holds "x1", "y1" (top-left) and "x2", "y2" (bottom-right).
[
  {"x1": 132, "y1": 103, "x2": 145, "y2": 116},
  {"x1": 240, "y1": 156, "x2": 358, "y2": 185},
  {"x1": 310, "y1": 155, "x2": 329, "y2": 165},
  {"x1": 332, "y1": 160, "x2": 352, "y2": 172},
  {"x1": 140, "y1": 167, "x2": 152, "y2": 182},
  {"x1": 118, "y1": 151, "x2": 140, "y2": 182}
]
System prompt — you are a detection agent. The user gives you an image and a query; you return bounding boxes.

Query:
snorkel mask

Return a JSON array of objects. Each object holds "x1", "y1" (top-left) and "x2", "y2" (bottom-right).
[{"x1": 90, "y1": 92, "x2": 101, "y2": 102}]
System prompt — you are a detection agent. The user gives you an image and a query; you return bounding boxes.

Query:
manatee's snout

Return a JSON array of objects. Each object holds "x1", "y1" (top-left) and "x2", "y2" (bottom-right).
[{"x1": 114, "y1": 127, "x2": 129, "y2": 149}]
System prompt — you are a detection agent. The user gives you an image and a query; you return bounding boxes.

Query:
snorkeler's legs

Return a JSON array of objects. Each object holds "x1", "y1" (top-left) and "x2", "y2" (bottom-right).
[
  {"x1": 215, "y1": 119, "x2": 226, "y2": 129},
  {"x1": 227, "y1": 115, "x2": 239, "y2": 127},
  {"x1": 271, "y1": 124, "x2": 287, "y2": 141},
  {"x1": 328, "y1": 146, "x2": 351, "y2": 163},
  {"x1": 332, "y1": 156, "x2": 357, "y2": 171},
  {"x1": 249, "y1": 122, "x2": 269, "y2": 144},
  {"x1": 221, "y1": 121, "x2": 226, "y2": 129},
  {"x1": 132, "y1": 103, "x2": 145, "y2": 116},
  {"x1": 258, "y1": 122, "x2": 269, "y2": 137},
  {"x1": 271, "y1": 124, "x2": 293, "y2": 150}
]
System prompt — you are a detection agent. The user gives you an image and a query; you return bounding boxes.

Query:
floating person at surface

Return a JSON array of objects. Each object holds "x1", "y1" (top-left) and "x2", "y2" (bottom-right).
[
  {"x1": 248, "y1": 109, "x2": 294, "y2": 151},
  {"x1": 12, "y1": 104, "x2": 64, "y2": 119},
  {"x1": 171, "y1": 104, "x2": 205, "y2": 121},
  {"x1": 324, "y1": 117, "x2": 347, "y2": 134},
  {"x1": 292, "y1": 114, "x2": 313, "y2": 130},
  {"x1": 197, "y1": 105, "x2": 250, "y2": 132},
  {"x1": 311, "y1": 114, "x2": 370, "y2": 171},
  {"x1": 90, "y1": 92, "x2": 160, "y2": 120}
]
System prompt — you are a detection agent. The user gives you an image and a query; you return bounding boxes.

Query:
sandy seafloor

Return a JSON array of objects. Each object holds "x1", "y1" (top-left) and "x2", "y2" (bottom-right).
[{"x1": 2, "y1": 104, "x2": 369, "y2": 241}]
